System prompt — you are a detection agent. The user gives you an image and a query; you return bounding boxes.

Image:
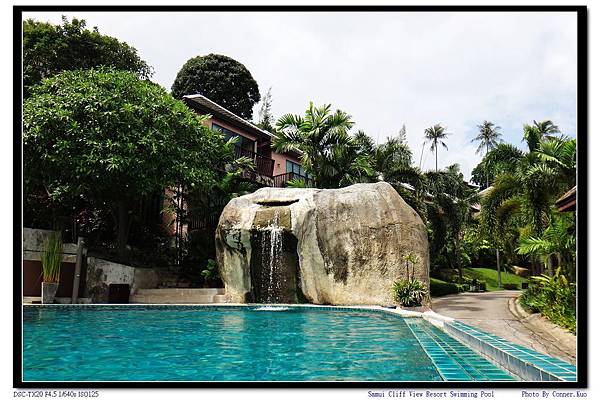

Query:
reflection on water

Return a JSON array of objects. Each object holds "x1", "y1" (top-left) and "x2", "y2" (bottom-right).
[{"x1": 23, "y1": 306, "x2": 443, "y2": 381}]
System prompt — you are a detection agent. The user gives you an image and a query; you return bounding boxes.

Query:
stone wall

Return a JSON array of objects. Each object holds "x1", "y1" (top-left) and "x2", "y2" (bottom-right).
[{"x1": 84, "y1": 257, "x2": 162, "y2": 303}]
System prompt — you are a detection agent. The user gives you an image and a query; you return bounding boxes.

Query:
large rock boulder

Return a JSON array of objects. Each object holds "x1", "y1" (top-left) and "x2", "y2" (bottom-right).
[{"x1": 215, "y1": 182, "x2": 429, "y2": 305}]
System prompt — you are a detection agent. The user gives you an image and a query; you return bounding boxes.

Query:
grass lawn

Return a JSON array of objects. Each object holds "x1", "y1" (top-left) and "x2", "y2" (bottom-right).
[{"x1": 464, "y1": 267, "x2": 529, "y2": 291}]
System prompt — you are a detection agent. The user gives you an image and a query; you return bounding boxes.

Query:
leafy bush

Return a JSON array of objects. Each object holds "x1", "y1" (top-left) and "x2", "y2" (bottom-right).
[
  {"x1": 502, "y1": 283, "x2": 519, "y2": 290},
  {"x1": 392, "y1": 279, "x2": 428, "y2": 306},
  {"x1": 519, "y1": 268, "x2": 576, "y2": 333},
  {"x1": 201, "y1": 259, "x2": 220, "y2": 286},
  {"x1": 430, "y1": 278, "x2": 460, "y2": 297}
]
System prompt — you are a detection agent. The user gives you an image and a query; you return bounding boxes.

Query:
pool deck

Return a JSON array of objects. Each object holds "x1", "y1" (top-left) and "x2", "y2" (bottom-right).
[{"x1": 431, "y1": 290, "x2": 576, "y2": 365}]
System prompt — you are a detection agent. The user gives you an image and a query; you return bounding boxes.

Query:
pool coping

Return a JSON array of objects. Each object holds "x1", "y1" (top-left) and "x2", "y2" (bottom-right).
[{"x1": 23, "y1": 303, "x2": 576, "y2": 382}]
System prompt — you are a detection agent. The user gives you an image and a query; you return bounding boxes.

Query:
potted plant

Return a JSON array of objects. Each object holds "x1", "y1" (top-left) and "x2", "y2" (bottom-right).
[{"x1": 40, "y1": 231, "x2": 62, "y2": 304}]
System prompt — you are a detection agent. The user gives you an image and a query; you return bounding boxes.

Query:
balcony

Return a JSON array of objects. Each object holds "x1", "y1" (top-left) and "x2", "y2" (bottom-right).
[
  {"x1": 234, "y1": 145, "x2": 275, "y2": 177},
  {"x1": 272, "y1": 172, "x2": 314, "y2": 188}
]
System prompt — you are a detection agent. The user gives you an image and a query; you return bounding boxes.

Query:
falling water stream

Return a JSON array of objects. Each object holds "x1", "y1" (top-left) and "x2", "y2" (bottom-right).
[{"x1": 260, "y1": 210, "x2": 283, "y2": 303}]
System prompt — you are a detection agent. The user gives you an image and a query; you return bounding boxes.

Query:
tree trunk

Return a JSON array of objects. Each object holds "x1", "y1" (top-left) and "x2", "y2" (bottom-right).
[
  {"x1": 496, "y1": 248, "x2": 502, "y2": 288},
  {"x1": 117, "y1": 200, "x2": 131, "y2": 262},
  {"x1": 435, "y1": 144, "x2": 438, "y2": 172},
  {"x1": 456, "y1": 237, "x2": 463, "y2": 281}
]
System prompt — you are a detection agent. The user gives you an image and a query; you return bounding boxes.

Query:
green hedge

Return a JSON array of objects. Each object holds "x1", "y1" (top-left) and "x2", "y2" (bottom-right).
[{"x1": 430, "y1": 278, "x2": 460, "y2": 297}]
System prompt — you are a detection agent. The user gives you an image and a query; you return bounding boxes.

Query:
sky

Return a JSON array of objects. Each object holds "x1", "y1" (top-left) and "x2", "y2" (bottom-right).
[{"x1": 24, "y1": 11, "x2": 578, "y2": 180}]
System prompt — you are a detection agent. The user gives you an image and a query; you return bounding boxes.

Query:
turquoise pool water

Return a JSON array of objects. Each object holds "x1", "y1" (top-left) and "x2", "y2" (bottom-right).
[{"x1": 23, "y1": 305, "x2": 510, "y2": 382}]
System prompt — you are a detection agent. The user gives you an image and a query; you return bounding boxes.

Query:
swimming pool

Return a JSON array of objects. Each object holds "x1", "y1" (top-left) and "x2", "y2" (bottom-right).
[{"x1": 23, "y1": 305, "x2": 514, "y2": 382}]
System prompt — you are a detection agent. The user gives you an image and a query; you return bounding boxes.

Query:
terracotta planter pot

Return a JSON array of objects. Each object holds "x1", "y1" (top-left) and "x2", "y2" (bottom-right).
[{"x1": 42, "y1": 282, "x2": 59, "y2": 304}]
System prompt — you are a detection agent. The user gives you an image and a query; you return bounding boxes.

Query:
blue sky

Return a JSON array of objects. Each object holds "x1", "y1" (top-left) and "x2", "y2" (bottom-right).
[{"x1": 24, "y1": 11, "x2": 578, "y2": 180}]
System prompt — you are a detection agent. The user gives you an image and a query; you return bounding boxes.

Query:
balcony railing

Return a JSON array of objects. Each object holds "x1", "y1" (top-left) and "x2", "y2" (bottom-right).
[
  {"x1": 272, "y1": 172, "x2": 314, "y2": 188},
  {"x1": 234, "y1": 145, "x2": 275, "y2": 177}
]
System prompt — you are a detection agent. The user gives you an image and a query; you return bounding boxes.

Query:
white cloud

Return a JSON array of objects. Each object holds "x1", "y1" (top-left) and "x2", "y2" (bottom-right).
[{"x1": 23, "y1": 11, "x2": 577, "y2": 180}]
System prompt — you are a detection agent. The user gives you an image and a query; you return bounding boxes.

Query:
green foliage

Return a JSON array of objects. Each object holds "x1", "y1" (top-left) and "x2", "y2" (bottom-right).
[
  {"x1": 463, "y1": 268, "x2": 529, "y2": 292},
  {"x1": 471, "y1": 143, "x2": 523, "y2": 189},
  {"x1": 171, "y1": 53, "x2": 260, "y2": 119},
  {"x1": 479, "y1": 124, "x2": 576, "y2": 276},
  {"x1": 425, "y1": 165, "x2": 477, "y2": 276},
  {"x1": 392, "y1": 279, "x2": 428, "y2": 306},
  {"x1": 430, "y1": 278, "x2": 460, "y2": 297},
  {"x1": 201, "y1": 259, "x2": 220, "y2": 285},
  {"x1": 502, "y1": 283, "x2": 519, "y2": 290},
  {"x1": 519, "y1": 268, "x2": 576, "y2": 333},
  {"x1": 286, "y1": 178, "x2": 307, "y2": 188},
  {"x1": 23, "y1": 16, "x2": 152, "y2": 96},
  {"x1": 41, "y1": 231, "x2": 62, "y2": 283},
  {"x1": 273, "y1": 102, "x2": 361, "y2": 188},
  {"x1": 24, "y1": 68, "x2": 230, "y2": 259}
]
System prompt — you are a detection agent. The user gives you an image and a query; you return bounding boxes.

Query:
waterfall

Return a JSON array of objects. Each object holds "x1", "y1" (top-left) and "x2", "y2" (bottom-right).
[{"x1": 260, "y1": 210, "x2": 283, "y2": 303}]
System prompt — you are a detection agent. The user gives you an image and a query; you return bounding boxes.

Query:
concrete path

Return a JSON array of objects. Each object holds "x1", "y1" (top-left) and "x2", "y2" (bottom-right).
[{"x1": 431, "y1": 290, "x2": 577, "y2": 364}]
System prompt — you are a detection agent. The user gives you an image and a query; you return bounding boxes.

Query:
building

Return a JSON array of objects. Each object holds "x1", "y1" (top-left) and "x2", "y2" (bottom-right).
[
  {"x1": 183, "y1": 94, "x2": 312, "y2": 187},
  {"x1": 556, "y1": 186, "x2": 576, "y2": 213},
  {"x1": 163, "y1": 94, "x2": 313, "y2": 245}
]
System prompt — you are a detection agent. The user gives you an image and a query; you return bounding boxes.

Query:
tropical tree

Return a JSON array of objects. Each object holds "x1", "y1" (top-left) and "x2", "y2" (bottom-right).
[
  {"x1": 471, "y1": 143, "x2": 524, "y2": 189},
  {"x1": 256, "y1": 87, "x2": 275, "y2": 132},
  {"x1": 171, "y1": 54, "x2": 260, "y2": 119},
  {"x1": 424, "y1": 164, "x2": 478, "y2": 279},
  {"x1": 23, "y1": 16, "x2": 152, "y2": 96},
  {"x1": 424, "y1": 124, "x2": 450, "y2": 171},
  {"x1": 517, "y1": 211, "x2": 576, "y2": 279},
  {"x1": 522, "y1": 120, "x2": 561, "y2": 152},
  {"x1": 24, "y1": 68, "x2": 230, "y2": 261},
  {"x1": 479, "y1": 124, "x2": 576, "y2": 276},
  {"x1": 374, "y1": 136, "x2": 413, "y2": 180},
  {"x1": 472, "y1": 121, "x2": 503, "y2": 155},
  {"x1": 273, "y1": 102, "x2": 355, "y2": 188},
  {"x1": 471, "y1": 121, "x2": 503, "y2": 187}
]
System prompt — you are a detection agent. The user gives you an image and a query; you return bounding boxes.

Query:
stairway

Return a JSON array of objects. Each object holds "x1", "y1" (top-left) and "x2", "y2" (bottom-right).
[{"x1": 129, "y1": 288, "x2": 226, "y2": 304}]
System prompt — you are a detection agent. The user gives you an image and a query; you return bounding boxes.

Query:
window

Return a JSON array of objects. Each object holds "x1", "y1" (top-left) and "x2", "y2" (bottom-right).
[
  {"x1": 286, "y1": 160, "x2": 308, "y2": 177},
  {"x1": 212, "y1": 123, "x2": 255, "y2": 152}
]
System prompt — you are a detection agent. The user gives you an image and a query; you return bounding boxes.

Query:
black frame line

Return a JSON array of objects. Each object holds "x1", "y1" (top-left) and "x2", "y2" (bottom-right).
[{"x1": 13, "y1": 4, "x2": 588, "y2": 389}]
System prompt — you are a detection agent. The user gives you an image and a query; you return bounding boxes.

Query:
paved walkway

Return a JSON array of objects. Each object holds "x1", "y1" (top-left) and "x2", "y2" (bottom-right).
[{"x1": 431, "y1": 290, "x2": 577, "y2": 364}]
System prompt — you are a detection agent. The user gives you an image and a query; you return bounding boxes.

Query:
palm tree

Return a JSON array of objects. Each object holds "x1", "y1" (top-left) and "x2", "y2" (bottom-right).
[
  {"x1": 374, "y1": 136, "x2": 413, "y2": 181},
  {"x1": 424, "y1": 164, "x2": 477, "y2": 280},
  {"x1": 273, "y1": 102, "x2": 354, "y2": 188},
  {"x1": 470, "y1": 143, "x2": 524, "y2": 189},
  {"x1": 480, "y1": 129, "x2": 575, "y2": 276},
  {"x1": 471, "y1": 121, "x2": 503, "y2": 186},
  {"x1": 424, "y1": 124, "x2": 450, "y2": 171},
  {"x1": 472, "y1": 121, "x2": 503, "y2": 156},
  {"x1": 523, "y1": 120, "x2": 560, "y2": 152}
]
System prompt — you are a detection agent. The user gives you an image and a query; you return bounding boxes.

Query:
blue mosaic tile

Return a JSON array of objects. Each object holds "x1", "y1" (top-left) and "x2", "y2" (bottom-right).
[
  {"x1": 448, "y1": 321, "x2": 576, "y2": 382},
  {"x1": 405, "y1": 319, "x2": 515, "y2": 381}
]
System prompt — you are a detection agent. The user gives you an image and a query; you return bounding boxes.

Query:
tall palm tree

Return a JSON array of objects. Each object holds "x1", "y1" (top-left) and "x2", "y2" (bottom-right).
[
  {"x1": 471, "y1": 121, "x2": 502, "y2": 186},
  {"x1": 273, "y1": 102, "x2": 354, "y2": 188},
  {"x1": 472, "y1": 121, "x2": 502, "y2": 155},
  {"x1": 424, "y1": 124, "x2": 450, "y2": 171}
]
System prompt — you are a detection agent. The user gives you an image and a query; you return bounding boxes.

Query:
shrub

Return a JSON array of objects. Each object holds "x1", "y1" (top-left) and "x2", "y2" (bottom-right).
[
  {"x1": 502, "y1": 283, "x2": 519, "y2": 290},
  {"x1": 430, "y1": 278, "x2": 460, "y2": 297},
  {"x1": 519, "y1": 268, "x2": 576, "y2": 333},
  {"x1": 392, "y1": 279, "x2": 428, "y2": 306},
  {"x1": 201, "y1": 259, "x2": 220, "y2": 286}
]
